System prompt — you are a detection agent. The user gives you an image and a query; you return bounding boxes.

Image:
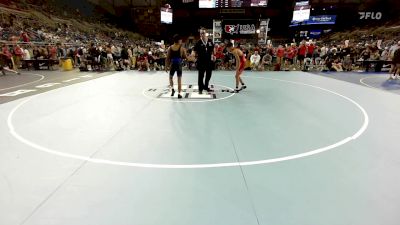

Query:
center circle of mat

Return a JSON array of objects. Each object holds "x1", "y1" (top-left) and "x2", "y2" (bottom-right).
[{"x1": 7, "y1": 75, "x2": 369, "y2": 169}]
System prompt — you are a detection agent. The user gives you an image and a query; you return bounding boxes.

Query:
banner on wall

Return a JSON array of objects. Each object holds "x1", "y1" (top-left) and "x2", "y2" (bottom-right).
[
  {"x1": 213, "y1": 20, "x2": 222, "y2": 43},
  {"x1": 222, "y1": 20, "x2": 257, "y2": 38},
  {"x1": 306, "y1": 15, "x2": 336, "y2": 25},
  {"x1": 309, "y1": 30, "x2": 322, "y2": 38},
  {"x1": 290, "y1": 15, "x2": 336, "y2": 27},
  {"x1": 258, "y1": 19, "x2": 270, "y2": 44}
]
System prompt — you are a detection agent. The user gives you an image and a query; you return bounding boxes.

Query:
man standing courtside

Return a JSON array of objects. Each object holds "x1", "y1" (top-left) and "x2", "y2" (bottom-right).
[{"x1": 194, "y1": 28, "x2": 215, "y2": 94}]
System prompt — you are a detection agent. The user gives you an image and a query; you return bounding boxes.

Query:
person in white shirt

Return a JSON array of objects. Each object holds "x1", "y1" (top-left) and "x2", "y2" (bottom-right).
[
  {"x1": 381, "y1": 47, "x2": 389, "y2": 61},
  {"x1": 320, "y1": 45, "x2": 328, "y2": 58},
  {"x1": 250, "y1": 51, "x2": 261, "y2": 70},
  {"x1": 388, "y1": 41, "x2": 400, "y2": 60},
  {"x1": 388, "y1": 41, "x2": 400, "y2": 74},
  {"x1": 23, "y1": 48, "x2": 31, "y2": 60}
]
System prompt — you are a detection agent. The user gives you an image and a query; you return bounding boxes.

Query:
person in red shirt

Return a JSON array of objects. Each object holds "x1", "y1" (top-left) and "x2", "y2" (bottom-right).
[
  {"x1": 13, "y1": 45, "x2": 24, "y2": 71},
  {"x1": 49, "y1": 45, "x2": 57, "y2": 60},
  {"x1": 2, "y1": 45, "x2": 12, "y2": 60},
  {"x1": 21, "y1": 32, "x2": 30, "y2": 43},
  {"x1": 297, "y1": 41, "x2": 307, "y2": 69},
  {"x1": 214, "y1": 44, "x2": 225, "y2": 69},
  {"x1": 286, "y1": 46, "x2": 295, "y2": 69},
  {"x1": 1, "y1": 44, "x2": 20, "y2": 75},
  {"x1": 216, "y1": 44, "x2": 225, "y2": 59},
  {"x1": 137, "y1": 53, "x2": 149, "y2": 71},
  {"x1": 307, "y1": 42, "x2": 315, "y2": 58},
  {"x1": 276, "y1": 45, "x2": 285, "y2": 66}
]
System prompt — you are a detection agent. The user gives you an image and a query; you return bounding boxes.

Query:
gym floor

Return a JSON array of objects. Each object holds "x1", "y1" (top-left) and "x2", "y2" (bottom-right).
[{"x1": 0, "y1": 70, "x2": 399, "y2": 225}]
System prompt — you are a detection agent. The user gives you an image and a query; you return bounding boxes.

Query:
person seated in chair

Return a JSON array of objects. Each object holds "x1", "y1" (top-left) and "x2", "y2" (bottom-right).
[
  {"x1": 250, "y1": 51, "x2": 261, "y2": 71},
  {"x1": 342, "y1": 55, "x2": 352, "y2": 71},
  {"x1": 261, "y1": 53, "x2": 272, "y2": 71}
]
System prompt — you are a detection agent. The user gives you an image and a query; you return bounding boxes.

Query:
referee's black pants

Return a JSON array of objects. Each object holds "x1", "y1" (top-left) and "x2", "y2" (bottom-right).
[{"x1": 198, "y1": 67, "x2": 212, "y2": 92}]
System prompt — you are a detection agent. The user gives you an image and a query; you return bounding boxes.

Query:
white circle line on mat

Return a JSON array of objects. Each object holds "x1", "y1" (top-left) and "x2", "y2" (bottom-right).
[
  {"x1": 359, "y1": 75, "x2": 397, "y2": 91},
  {"x1": 360, "y1": 75, "x2": 382, "y2": 89},
  {"x1": 0, "y1": 73, "x2": 45, "y2": 91},
  {"x1": 7, "y1": 76, "x2": 369, "y2": 169}
]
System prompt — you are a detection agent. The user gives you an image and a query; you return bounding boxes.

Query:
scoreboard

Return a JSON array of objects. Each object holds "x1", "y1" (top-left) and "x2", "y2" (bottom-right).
[{"x1": 199, "y1": 0, "x2": 268, "y2": 8}]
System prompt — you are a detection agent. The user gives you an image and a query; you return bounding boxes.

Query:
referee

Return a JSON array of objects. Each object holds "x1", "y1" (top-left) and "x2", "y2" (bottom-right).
[{"x1": 194, "y1": 28, "x2": 215, "y2": 94}]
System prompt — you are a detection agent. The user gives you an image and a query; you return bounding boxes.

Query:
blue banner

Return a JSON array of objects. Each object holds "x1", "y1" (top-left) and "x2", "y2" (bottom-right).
[
  {"x1": 305, "y1": 15, "x2": 336, "y2": 25},
  {"x1": 309, "y1": 30, "x2": 322, "y2": 38},
  {"x1": 290, "y1": 15, "x2": 336, "y2": 27}
]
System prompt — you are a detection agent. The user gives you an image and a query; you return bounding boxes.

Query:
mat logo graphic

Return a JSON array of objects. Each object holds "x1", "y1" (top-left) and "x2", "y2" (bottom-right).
[
  {"x1": 225, "y1": 24, "x2": 239, "y2": 35},
  {"x1": 144, "y1": 84, "x2": 234, "y2": 102}
]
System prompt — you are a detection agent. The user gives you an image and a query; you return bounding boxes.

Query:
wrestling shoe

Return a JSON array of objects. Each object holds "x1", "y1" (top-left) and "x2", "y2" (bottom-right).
[{"x1": 230, "y1": 88, "x2": 241, "y2": 93}]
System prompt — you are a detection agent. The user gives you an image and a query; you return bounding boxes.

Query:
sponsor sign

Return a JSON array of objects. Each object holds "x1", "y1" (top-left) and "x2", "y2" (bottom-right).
[
  {"x1": 309, "y1": 30, "x2": 322, "y2": 38},
  {"x1": 213, "y1": 20, "x2": 222, "y2": 43},
  {"x1": 223, "y1": 20, "x2": 257, "y2": 38},
  {"x1": 290, "y1": 15, "x2": 336, "y2": 27},
  {"x1": 258, "y1": 19, "x2": 270, "y2": 44},
  {"x1": 306, "y1": 15, "x2": 336, "y2": 25}
]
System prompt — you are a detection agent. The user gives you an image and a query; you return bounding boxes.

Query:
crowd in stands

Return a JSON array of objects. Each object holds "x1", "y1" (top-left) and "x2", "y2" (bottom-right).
[{"x1": 3, "y1": 34, "x2": 400, "y2": 77}]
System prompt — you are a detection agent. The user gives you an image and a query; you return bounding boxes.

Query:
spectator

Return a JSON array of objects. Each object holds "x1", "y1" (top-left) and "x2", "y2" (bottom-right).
[
  {"x1": 391, "y1": 47, "x2": 400, "y2": 79},
  {"x1": 343, "y1": 55, "x2": 352, "y2": 71},
  {"x1": 13, "y1": 45, "x2": 24, "y2": 70},
  {"x1": 147, "y1": 51, "x2": 156, "y2": 71},
  {"x1": 297, "y1": 41, "x2": 307, "y2": 70},
  {"x1": 320, "y1": 44, "x2": 328, "y2": 58},
  {"x1": 261, "y1": 53, "x2": 273, "y2": 71},
  {"x1": 250, "y1": 51, "x2": 261, "y2": 70},
  {"x1": 389, "y1": 41, "x2": 400, "y2": 74},
  {"x1": 381, "y1": 47, "x2": 390, "y2": 61},
  {"x1": 20, "y1": 31, "x2": 30, "y2": 42},
  {"x1": 276, "y1": 45, "x2": 285, "y2": 66},
  {"x1": 23, "y1": 46, "x2": 31, "y2": 60}
]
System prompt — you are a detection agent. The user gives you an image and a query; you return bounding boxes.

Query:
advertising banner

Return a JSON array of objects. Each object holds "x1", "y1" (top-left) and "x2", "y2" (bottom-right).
[
  {"x1": 309, "y1": 30, "x2": 322, "y2": 38},
  {"x1": 306, "y1": 15, "x2": 336, "y2": 25},
  {"x1": 222, "y1": 20, "x2": 257, "y2": 38},
  {"x1": 258, "y1": 19, "x2": 269, "y2": 44},
  {"x1": 290, "y1": 15, "x2": 336, "y2": 27},
  {"x1": 213, "y1": 20, "x2": 222, "y2": 43}
]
